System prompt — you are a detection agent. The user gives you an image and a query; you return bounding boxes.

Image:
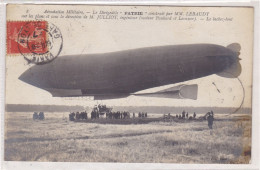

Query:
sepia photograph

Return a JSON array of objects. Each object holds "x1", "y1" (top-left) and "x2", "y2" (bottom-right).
[{"x1": 3, "y1": 4, "x2": 254, "y2": 165}]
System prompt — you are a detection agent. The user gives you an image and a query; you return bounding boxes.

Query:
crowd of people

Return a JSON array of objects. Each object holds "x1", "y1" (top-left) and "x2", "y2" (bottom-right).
[
  {"x1": 105, "y1": 111, "x2": 130, "y2": 119},
  {"x1": 33, "y1": 106, "x2": 214, "y2": 129},
  {"x1": 165, "y1": 110, "x2": 214, "y2": 129},
  {"x1": 137, "y1": 112, "x2": 148, "y2": 118},
  {"x1": 174, "y1": 110, "x2": 197, "y2": 120},
  {"x1": 68, "y1": 109, "x2": 215, "y2": 129},
  {"x1": 32, "y1": 112, "x2": 45, "y2": 120},
  {"x1": 68, "y1": 110, "x2": 149, "y2": 121},
  {"x1": 69, "y1": 111, "x2": 87, "y2": 121},
  {"x1": 67, "y1": 104, "x2": 151, "y2": 121}
]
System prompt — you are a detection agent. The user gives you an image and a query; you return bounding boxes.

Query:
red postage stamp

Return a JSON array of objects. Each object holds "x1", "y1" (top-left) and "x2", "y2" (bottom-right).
[
  {"x1": 7, "y1": 21, "x2": 48, "y2": 55},
  {"x1": 6, "y1": 21, "x2": 63, "y2": 64}
]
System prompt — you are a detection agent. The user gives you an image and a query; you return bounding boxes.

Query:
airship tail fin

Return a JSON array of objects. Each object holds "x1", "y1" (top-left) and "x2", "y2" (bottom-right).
[
  {"x1": 217, "y1": 43, "x2": 242, "y2": 78},
  {"x1": 133, "y1": 84, "x2": 198, "y2": 100},
  {"x1": 226, "y1": 43, "x2": 241, "y2": 53},
  {"x1": 217, "y1": 61, "x2": 242, "y2": 78}
]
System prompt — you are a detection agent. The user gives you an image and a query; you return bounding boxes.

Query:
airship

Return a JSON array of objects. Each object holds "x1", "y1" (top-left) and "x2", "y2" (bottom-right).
[{"x1": 19, "y1": 43, "x2": 242, "y2": 100}]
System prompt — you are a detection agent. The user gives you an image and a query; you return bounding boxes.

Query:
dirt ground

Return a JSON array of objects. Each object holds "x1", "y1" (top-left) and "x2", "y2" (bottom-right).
[{"x1": 4, "y1": 112, "x2": 251, "y2": 163}]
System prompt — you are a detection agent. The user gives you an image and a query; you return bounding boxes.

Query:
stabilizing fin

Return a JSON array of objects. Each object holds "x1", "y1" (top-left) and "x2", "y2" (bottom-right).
[
  {"x1": 217, "y1": 43, "x2": 242, "y2": 78},
  {"x1": 217, "y1": 61, "x2": 242, "y2": 78},
  {"x1": 133, "y1": 84, "x2": 198, "y2": 100},
  {"x1": 227, "y1": 43, "x2": 241, "y2": 53}
]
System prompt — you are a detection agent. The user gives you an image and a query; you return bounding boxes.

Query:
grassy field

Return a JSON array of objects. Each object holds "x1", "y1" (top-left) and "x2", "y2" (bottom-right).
[{"x1": 4, "y1": 112, "x2": 251, "y2": 163}]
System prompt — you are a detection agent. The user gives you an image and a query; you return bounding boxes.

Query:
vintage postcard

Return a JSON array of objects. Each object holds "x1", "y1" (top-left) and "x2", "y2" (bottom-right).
[{"x1": 4, "y1": 4, "x2": 254, "y2": 164}]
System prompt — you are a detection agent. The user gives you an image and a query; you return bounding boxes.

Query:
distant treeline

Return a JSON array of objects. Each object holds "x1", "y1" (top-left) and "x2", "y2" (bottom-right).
[
  {"x1": 112, "y1": 106, "x2": 252, "y2": 114},
  {"x1": 5, "y1": 104, "x2": 84, "y2": 112},
  {"x1": 5, "y1": 104, "x2": 251, "y2": 114}
]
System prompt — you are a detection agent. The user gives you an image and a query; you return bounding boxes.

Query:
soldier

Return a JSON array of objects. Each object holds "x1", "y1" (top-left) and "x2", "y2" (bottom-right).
[
  {"x1": 207, "y1": 112, "x2": 214, "y2": 129},
  {"x1": 145, "y1": 112, "x2": 147, "y2": 117},
  {"x1": 211, "y1": 110, "x2": 214, "y2": 118},
  {"x1": 82, "y1": 111, "x2": 87, "y2": 120},
  {"x1": 92, "y1": 110, "x2": 96, "y2": 119},
  {"x1": 182, "y1": 110, "x2": 186, "y2": 119},
  {"x1": 206, "y1": 111, "x2": 211, "y2": 119},
  {"x1": 33, "y1": 112, "x2": 38, "y2": 120},
  {"x1": 80, "y1": 112, "x2": 83, "y2": 120},
  {"x1": 176, "y1": 114, "x2": 178, "y2": 118},
  {"x1": 76, "y1": 112, "x2": 80, "y2": 120},
  {"x1": 69, "y1": 112, "x2": 75, "y2": 121},
  {"x1": 186, "y1": 112, "x2": 189, "y2": 118},
  {"x1": 113, "y1": 112, "x2": 116, "y2": 119},
  {"x1": 133, "y1": 112, "x2": 135, "y2": 119},
  {"x1": 193, "y1": 112, "x2": 196, "y2": 118},
  {"x1": 39, "y1": 112, "x2": 45, "y2": 120}
]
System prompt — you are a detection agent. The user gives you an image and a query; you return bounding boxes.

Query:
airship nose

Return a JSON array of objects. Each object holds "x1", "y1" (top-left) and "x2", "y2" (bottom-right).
[
  {"x1": 19, "y1": 67, "x2": 42, "y2": 87},
  {"x1": 19, "y1": 65, "x2": 54, "y2": 89},
  {"x1": 19, "y1": 68, "x2": 35, "y2": 85}
]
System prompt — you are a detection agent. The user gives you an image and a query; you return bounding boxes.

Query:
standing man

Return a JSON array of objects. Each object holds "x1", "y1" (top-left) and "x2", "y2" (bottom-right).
[
  {"x1": 33, "y1": 112, "x2": 38, "y2": 120},
  {"x1": 193, "y1": 112, "x2": 196, "y2": 118},
  {"x1": 207, "y1": 112, "x2": 214, "y2": 129},
  {"x1": 182, "y1": 110, "x2": 185, "y2": 119}
]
